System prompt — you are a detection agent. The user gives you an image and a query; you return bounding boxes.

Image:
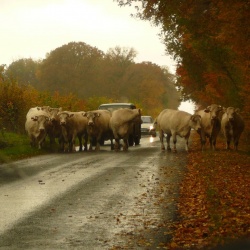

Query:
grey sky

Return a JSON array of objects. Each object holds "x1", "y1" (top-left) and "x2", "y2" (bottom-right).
[
  {"x1": 0, "y1": 0, "x2": 176, "y2": 72},
  {"x1": 0, "y1": 0, "x2": 196, "y2": 112}
]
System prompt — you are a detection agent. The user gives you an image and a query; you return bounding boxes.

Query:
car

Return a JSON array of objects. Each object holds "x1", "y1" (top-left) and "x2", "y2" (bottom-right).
[
  {"x1": 141, "y1": 116, "x2": 157, "y2": 137},
  {"x1": 98, "y1": 103, "x2": 141, "y2": 146}
]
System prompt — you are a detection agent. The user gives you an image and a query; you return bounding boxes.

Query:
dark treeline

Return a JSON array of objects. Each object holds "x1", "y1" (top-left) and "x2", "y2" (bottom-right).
[
  {"x1": 0, "y1": 42, "x2": 179, "y2": 133},
  {"x1": 4, "y1": 42, "x2": 179, "y2": 112}
]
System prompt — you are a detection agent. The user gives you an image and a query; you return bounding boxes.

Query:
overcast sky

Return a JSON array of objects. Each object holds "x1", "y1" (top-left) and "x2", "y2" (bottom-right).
[
  {"x1": 0, "y1": 0, "x2": 176, "y2": 71},
  {"x1": 0, "y1": 0, "x2": 195, "y2": 113}
]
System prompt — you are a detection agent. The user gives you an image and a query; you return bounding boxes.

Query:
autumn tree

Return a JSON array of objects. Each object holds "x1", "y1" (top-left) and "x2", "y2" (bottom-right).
[
  {"x1": 106, "y1": 46, "x2": 137, "y2": 66},
  {"x1": 1, "y1": 64, "x2": 88, "y2": 133},
  {"x1": 103, "y1": 46, "x2": 138, "y2": 98},
  {"x1": 116, "y1": 0, "x2": 249, "y2": 109},
  {"x1": 4, "y1": 42, "x2": 180, "y2": 116},
  {"x1": 36, "y1": 43, "x2": 179, "y2": 114},
  {"x1": 38, "y1": 41, "x2": 105, "y2": 97},
  {"x1": 119, "y1": 62, "x2": 179, "y2": 117},
  {"x1": 5, "y1": 58, "x2": 41, "y2": 89}
]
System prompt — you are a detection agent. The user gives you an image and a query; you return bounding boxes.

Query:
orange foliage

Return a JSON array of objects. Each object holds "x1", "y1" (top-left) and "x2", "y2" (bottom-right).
[
  {"x1": 0, "y1": 80, "x2": 88, "y2": 133},
  {"x1": 203, "y1": 76, "x2": 223, "y2": 100},
  {"x1": 175, "y1": 1, "x2": 249, "y2": 106},
  {"x1": 167, "y1": 132, "x2": 250, "y2": 249}
]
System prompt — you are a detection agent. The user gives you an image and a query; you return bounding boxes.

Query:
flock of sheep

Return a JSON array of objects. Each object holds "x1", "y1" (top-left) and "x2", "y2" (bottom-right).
[{"x1": 25, "y1": 104, "x2": 245, "y2": 153}]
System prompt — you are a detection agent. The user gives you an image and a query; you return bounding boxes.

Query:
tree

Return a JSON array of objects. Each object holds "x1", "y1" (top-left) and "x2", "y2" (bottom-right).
[
  {"x1": 116, "y1": 0, "x2": 250, "y2": 109},
  {"x1": 5, "y1": 58, "x2": 41, "y2": 89},
  {"x1": 38, "y1": 41, "x2": 105, "y2": 97},
  {"x1": 106, "y1": 46, "x2": 137, "y2": 67},
  {"x1": 4, "y1": 41, "x2": 180, "y2": 117},
  {"x1": 102, "y1": 46, "x2": 138, "y2": 98},
  {"x1": 118, "y1": 62, "x2": 180, "y2": 117}
]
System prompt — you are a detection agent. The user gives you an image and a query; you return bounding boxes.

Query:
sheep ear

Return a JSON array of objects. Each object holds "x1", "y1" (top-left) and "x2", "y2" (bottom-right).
[
  {"x1": 59, "y1": 107, "x2": 63, "y2": 112},
  {"x1": 31, "y1": 116, "x2": 38, "y2": 121},
  {"x1": 190, "y1": 115, "x2": 200, "y2": 121},
  {"x1": 204, "y1": 106, "x2": 211, "y2": 113},
  {"x1": 235, "y1": 108, "x2": 240, "y2": 113},
  {"x1": 69, "y1": 113, "x2": 74, "y2": 118},
  {"x1": 190, "y1": 115, "x2": 195, "y2": 121}
]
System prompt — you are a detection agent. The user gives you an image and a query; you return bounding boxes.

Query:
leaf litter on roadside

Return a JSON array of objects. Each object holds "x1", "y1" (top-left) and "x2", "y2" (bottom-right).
[{"x1": 166, "y1": 132, "x2": 250, "y2": 249}]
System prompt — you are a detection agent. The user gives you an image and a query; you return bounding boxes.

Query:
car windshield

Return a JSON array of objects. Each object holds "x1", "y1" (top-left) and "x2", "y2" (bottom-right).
[{"x1": 141, "y1": 116, "x2": 153, "y2": 123}]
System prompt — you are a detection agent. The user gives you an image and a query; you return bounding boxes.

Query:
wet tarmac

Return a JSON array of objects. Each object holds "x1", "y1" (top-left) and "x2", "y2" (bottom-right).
[{"x1": 0, "y1": 136, "x2": 187, "y2": 249}]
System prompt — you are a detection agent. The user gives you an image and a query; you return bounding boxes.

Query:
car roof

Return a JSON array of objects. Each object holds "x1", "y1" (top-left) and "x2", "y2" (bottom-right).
[{"x1": 98, "y1": 103, "x2": 136, "y2": 110}]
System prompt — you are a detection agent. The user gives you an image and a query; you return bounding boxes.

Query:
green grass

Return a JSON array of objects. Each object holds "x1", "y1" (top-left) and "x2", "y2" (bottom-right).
[{"x1": 0, "y1": 131, "x2": 51, "y2": 164}]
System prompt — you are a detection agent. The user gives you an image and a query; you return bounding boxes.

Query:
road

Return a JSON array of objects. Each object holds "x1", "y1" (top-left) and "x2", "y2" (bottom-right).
[{"x1": 0, "y1": 136, "x2": 188, "y2": 249}]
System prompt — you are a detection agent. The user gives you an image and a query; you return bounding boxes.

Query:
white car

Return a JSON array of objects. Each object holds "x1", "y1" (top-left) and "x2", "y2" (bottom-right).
[{"x1": 141, "y1": 116, "x2": 156, "y2": 137}]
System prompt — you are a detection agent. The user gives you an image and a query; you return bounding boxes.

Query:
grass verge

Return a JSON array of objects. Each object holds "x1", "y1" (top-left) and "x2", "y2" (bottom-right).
[{"x1": 0, "y1": 131, "x2": 52, "y2": 164}]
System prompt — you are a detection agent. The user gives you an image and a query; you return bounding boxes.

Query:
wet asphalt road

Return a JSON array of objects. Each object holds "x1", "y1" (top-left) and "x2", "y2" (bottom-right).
[{"x1": 0, "y1": 136, "x2": 188, "y2": 249}]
